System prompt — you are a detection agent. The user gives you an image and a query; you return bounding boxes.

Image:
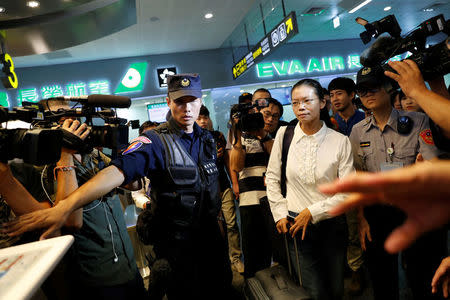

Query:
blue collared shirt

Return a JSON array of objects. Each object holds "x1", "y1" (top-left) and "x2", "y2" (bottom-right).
[{"x1": 335, "y1": 110, "x2": 366, "y2": 137}]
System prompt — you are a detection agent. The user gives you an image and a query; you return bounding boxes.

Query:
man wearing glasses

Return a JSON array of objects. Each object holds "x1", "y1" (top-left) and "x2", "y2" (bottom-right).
[
  {"x1": 349, "y1": 65, "x2": 445, "y2": 300},
  {"x1": 259, "y1": 98, "x2": 287, "y2": 138}
]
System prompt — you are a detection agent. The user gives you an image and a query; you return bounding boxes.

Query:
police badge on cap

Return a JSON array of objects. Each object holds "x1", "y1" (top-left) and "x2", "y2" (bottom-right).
[{"x1": 167, "y1": 73, "x2": 202, "y2": 100}]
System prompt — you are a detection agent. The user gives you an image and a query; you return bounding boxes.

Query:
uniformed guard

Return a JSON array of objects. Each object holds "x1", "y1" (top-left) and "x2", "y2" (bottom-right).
[
  {"x1": 3, "y1": 73, "x2": 232, "y2": 299},
  {"x1": 350, "y1": 65, "x2": 446, "y2": 300}
]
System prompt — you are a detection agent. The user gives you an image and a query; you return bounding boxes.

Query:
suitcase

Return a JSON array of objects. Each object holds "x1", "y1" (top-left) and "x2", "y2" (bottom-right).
[{"x1": 244, "y1": 234, "x2": 312, "y2": 300}]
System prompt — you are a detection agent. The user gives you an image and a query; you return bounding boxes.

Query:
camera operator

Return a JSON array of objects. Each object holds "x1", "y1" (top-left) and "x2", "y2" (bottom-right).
[
  {"x1": 230, "y1": 96, "x2": 275, "y2": 278},
  {"x1": 348, "y1": 65, "x2": 446, "y2": 300},
  {"x1": 29, "y1": 99, "x2": 145, "y2": 299}
]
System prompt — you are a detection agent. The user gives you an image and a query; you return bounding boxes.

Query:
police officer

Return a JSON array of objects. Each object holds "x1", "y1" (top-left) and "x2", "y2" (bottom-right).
[
  {"x1": 4, "y1": 74, "x2": 232, "y2": 299},
  {"x1": 350, "y1": 66, "x2": 446, "y2": 300}
]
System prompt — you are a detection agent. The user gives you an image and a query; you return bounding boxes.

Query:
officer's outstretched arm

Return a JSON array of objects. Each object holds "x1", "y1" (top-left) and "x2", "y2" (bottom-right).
[{"x1": 2, "y1": 165, "x2": 125, "y2": 240}]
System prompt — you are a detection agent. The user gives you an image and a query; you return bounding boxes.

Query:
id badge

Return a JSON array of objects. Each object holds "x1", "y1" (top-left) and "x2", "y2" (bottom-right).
[{"x1": 380, "y1": 162, "x2": 403, "y2": 172}]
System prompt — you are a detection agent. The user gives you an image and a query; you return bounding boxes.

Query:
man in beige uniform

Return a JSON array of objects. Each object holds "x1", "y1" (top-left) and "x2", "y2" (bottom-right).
[{"x1": 350, "y1": 65, "x2": 446, "y2": 300}]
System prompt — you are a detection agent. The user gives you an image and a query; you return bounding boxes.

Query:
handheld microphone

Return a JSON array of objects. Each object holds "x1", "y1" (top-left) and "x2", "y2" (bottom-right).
[{"x1": 50, "y1": 94, "x2": 131, "y2": 108}]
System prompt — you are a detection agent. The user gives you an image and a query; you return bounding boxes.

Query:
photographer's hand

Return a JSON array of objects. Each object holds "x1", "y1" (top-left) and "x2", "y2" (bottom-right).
[
  {"x1": 384, "y1": 60, "x2": 428, "y2": 99},
  {"x1": 385, "y1": 60, "x2": 450, "y2": 135},
  {"x1": 319, "y1": 160, "x2": 450, "y2": 253},
  {"x1": 60, "y1": 119, "x2": 90, "y2": 154}
]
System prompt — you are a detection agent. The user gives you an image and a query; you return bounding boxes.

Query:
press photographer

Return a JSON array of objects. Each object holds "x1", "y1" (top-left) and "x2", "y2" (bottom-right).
[{"x1": 230, "y1": 97, "x2": 278, "y2": 278}]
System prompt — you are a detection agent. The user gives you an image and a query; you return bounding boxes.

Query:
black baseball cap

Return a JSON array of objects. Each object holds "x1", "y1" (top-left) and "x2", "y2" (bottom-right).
[
  {"x1": 238, "y1": 92, "x2": 253, "y2": 103},
  {"x1": 167, "y1": 73, "x2": 202, "y2": 100}
]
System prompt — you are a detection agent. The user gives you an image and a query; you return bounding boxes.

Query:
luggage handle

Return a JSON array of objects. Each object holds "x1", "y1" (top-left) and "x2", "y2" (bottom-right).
[{"x1": 285, "y1": 223, "x2": 303, "y2": 287}]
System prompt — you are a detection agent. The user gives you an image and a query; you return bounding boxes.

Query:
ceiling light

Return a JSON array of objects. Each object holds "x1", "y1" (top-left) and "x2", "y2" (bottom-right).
[
  {"x1": 349, "y1": 0, "x2": 372, "y2": 14},
  {"x1": 27, "y1": 1, "x2": 40, "y2": 8},
  {"x1": 204, "y1": 13, "x2": 213, "y2": 19},
  {"x1": 384, "y1": 6, "x2": 391, "y2": 11},
  {"x1": 333, "y1": 16, "x2": 340, "y2": 28},
  {"x1": 423, "y1": 8, "x2": 434, "y2": 12},
  {"x1": 0, "y1": 7, "x2": 5, "y2": 13}
]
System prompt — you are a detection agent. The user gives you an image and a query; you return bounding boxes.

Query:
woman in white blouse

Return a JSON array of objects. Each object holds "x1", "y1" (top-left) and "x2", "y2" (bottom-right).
[{"x1": 266, "y1": 79, "x2": 354, "y2": 300}]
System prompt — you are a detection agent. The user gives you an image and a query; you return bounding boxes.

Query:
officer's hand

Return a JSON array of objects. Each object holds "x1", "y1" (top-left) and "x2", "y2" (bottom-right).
[
  {"x1": 320, "y1": 160, "x2": 450, "y2": 253},
  {"x1": 289, "y1": 208, "x2": 311, "y2": 240},
  {"x1": 432, "y1": 257, "x2": 450, "y2": 298},
  {"x1": 384, "y1": 60, "x2": 428, "y2": 100},
  {"x1": 1, "y1": 200, "x2": 72, "y2": 240},
  {"x1": 357, "y1": 215, "x2": 372, "y2": 252},
  {"x1": 61, "y1": 119, "x2": 90, "y2": 154},
  {"x1": 276, "y1": 218, "x2": 290, "y2": 234}
]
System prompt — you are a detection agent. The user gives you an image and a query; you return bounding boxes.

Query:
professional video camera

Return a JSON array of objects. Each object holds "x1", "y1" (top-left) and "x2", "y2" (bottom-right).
[
  {"x1": 37, "y1": 94, "x2": 131, "y2": 154},
  {"x1": 230, "y1": 98, "x2": 268, "y2": 132},
  {"x1": 0, "y1": 104, "x2": 62, "y2": 165},
  {"x1": 357, "y1": 14, "x2": 450, "y2": 80}
]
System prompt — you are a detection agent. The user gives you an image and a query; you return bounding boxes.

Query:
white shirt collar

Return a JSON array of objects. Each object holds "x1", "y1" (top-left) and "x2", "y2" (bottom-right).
[{"x1": 294, "y1": 121, "x2": 328, "y2": 145}]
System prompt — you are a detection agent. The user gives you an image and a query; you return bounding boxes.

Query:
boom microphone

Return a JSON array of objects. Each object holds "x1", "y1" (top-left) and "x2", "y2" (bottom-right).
[{"x1": 51, "y1": 94, "x2": 131, "y2": 108}]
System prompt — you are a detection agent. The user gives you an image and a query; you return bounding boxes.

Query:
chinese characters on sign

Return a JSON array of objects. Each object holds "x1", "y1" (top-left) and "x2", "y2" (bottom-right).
[{"x1": 16, "y1": 80, "x2": 111, "y2": 104}]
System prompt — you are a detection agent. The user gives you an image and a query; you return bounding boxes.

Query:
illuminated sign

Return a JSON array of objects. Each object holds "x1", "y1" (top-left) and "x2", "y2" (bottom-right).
[
  {"x1": 115, "y1": 62, "x2": 148, "y2": 94},
  {"x1": 1, "y1": 53, "x2": 19, "y2": 89},
  {"x1": 157, "y1": 67, "x2": 176, "y2": 88},
  {"x1": 256, "y1": 52, "x2": 413, "y2": 78},
  {"x1": 15, "y1": 80, "x2": 111, "y2": 105},
  {"x1": 0, "y1": 91, "x2": 9, "y2": 107},
  {"x1": 232, "y1": 11, "x2": 299, "y2": 80},
  {"x1": 256, "y1": 55, "x2": 362, "y2": 78}
]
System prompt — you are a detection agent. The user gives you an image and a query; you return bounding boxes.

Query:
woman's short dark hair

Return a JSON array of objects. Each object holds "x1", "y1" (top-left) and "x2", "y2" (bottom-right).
[{"x1": 291, "y1": 79, "x2": 333, "y2": 129}]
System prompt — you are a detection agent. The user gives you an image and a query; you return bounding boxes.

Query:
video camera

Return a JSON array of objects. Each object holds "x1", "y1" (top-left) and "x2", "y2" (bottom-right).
[
  {"x1": 357, "y1": 14, "x2": 450, "y2": 80},
  {"x1": 230, "y1": 98, "x2": 268, "y2": 132},
  {"x1": 0, "y1": 104, "x2": 62, "y2": 165},
  {"x1": 36, "y1": 94, "x2": 131, "y2": 154},
  {"x1": 0, "y1": 94, "x2": 132, "y2": 165}
]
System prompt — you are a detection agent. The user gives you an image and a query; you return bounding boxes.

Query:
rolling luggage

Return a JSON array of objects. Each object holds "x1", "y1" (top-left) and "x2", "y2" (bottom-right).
[{"x1": 244, "y1": 233, "x2": 312, "y2": 300}]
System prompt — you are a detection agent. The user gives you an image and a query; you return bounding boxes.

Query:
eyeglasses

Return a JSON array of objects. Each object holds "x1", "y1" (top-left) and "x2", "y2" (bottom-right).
[
  {"x1": 356, "y1": 88, "x2": 380, "y2": 97},
  {"x1": 262, "y1": 111, "x2": 280, "y2": 120},
  {"x1": 291, "y1": 98, "x2": 317, "y2": 107}
]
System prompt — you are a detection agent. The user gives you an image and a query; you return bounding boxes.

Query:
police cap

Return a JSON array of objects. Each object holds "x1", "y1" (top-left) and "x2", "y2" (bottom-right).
[{"x1": 167, "y1": 73, "x2": 202, "y2": 100}]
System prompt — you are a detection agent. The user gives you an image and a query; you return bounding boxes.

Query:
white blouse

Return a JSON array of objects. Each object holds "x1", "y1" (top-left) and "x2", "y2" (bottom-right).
[{"x1": 266, "y1": 122, "x2": 354, "y2": 224}]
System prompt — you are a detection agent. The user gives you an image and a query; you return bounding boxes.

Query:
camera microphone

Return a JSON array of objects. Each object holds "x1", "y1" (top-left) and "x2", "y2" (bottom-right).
[{"x1": 51, "y1": 94, "x2": 131, "y2": 108}]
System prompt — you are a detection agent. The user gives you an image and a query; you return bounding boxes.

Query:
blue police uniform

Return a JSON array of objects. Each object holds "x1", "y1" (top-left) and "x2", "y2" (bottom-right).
[{"x1": 112, "y1": 74, "x2": 231, "y2": 299}]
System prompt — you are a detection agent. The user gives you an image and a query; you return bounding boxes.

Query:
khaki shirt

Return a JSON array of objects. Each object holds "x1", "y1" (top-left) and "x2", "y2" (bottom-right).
[{"x1": 349, "y1": 109, "x2": 440, "y2": 172}]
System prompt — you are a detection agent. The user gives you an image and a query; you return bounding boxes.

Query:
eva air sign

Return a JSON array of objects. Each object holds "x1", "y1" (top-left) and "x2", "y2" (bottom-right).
[{"x1": 115, "y1": 62, "x2": 148, "y2": 94}]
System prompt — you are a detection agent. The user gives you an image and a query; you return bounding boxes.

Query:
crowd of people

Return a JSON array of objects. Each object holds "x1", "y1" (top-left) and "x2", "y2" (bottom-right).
[{"x1": 0, "y1": 59, "x2": 449, "y2": 300}]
